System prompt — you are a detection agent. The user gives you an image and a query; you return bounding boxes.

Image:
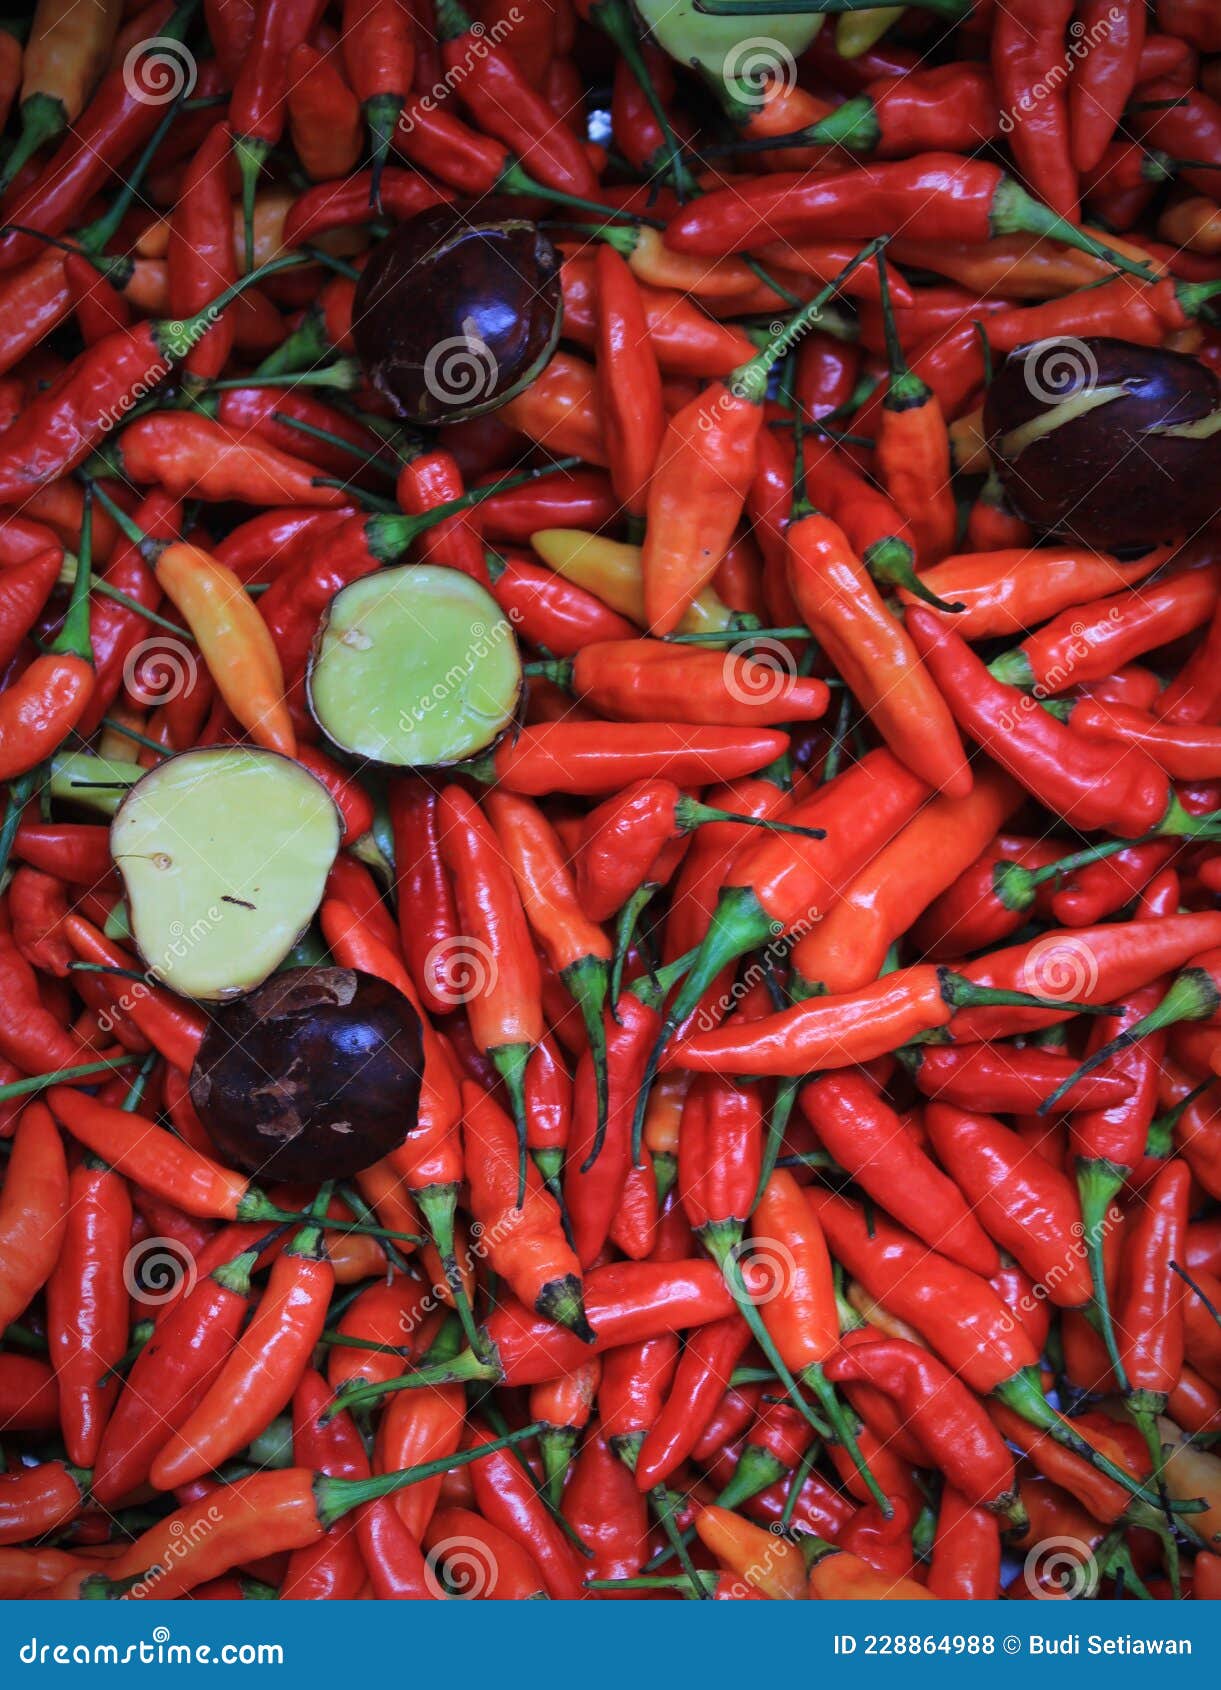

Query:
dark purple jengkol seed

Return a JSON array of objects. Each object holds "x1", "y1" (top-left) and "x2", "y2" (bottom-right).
[
  {"x1": 189, "y1": 968, "x2": 423, "y2": 1182},
  {"x1": 984, "y1": 336, "x2": 1221, "y2": 550},
  {"x1": 353, "y1": 203, "x2": 563, "y2": 425}
]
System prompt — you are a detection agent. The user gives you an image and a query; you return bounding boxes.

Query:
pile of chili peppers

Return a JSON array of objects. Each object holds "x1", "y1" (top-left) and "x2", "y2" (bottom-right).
[{"x1": 0, "y1": 0, "x2": 1220, "y2": 1606}]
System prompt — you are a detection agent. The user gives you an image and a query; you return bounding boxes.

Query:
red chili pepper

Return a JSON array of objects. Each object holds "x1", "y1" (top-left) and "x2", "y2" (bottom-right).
[
  {"x1": 800, "y1": 1073, "x2": 998, "y2": 1276},
  {"x1": 479, "y1": 468, "x2": 616, "y2": 544},
  {"x1": 75, "y1": 491, "x2": 176, "y2": 739},
  {"x1": 600, "y1": 1334, "x2": 680, "y2": 1470},
  {"x1": 909, "y1": 543, "x2": 1171, "y2": 641},
  {"x1": 637, "y1": 251, "x2": 876, "y2": 635},
  {"x1": 992, "y1": 2, "x2": 1078, "y2": 217},
  {"x1": 907, "y1": 607, "x2": 1172, "y2": 835},
  {"x1": 434, "y1": 0, "x2": 597, "y2": 199},
  {"x1": 1116, "y1": 1158, "x2": 1193, "y2": 1406},
  {"x1": 928, "y1": 1490, "x2": 1002, "y2": 1600},
  {"x1": 471, "y1": 722, "x2": 790, "y2": 797},
  {"x1": 0, "y1": 2, "x2": 186, "y2": 273},
  {"x1": 485, "y1": 549, "x2": 635, "y2": 654},
  {"x1": 217, "y1": 388, "x2": 386, "y2": 488},
  {"x1": 0, "y1": 548, "x2": 62, "y2": 671},
  {"x1": 294, "y1": 746, "x2": 373, "y2": 848},
  {"x1": 0, "y1": 1354, "x2": 59, "y2": 1432},
  {"x1": 923, "y1": 1103, "x2": 1093, "y2": 1308},
  {"x1": 281, "y1": 1369, "x2": 368, "y2": 1600},
  {"x1": 907, "y1": 1042, "x2": 1136, "y2": 1115},
  {"x1": 425, "y1": 1506, "x2": 548, "y2": 1599},
  {"x1": 0, "y1": 505, "x2": 94, "y2": 780},
  {"x1": 648, "y1": 746, "x2": 931, "y2": 1100},
  {"x1": 956, "y1": 913, "x2": 1221, "y2": 1048},
  {"x1": 0, "y1": 1460, "x2": 88, "y2": 1547},
  {"x1": 787, "y1": 498, "x2": 969, "y2": 799},
  {"x1": 549, "y1": 638, "x2": 829, "y2": 729},
  {"x1": 114, "y1": 412, "x2": 348, "y2": 509},
  {"x1": 484, "y1": 787, "x2": 609, "y2": 1104},
  {"x1": 341, "y1": 0, "x2": 415, "y2": 208},
  {"x1": 873, "y1": 255, "x2": 958, "y2": 568},
  {"x1": 204, "y1": 0, "x2": 256, "y2": 80},
  {"x1": 392, "y1": 94, "x2": 508, "y2": 196},
  {"x1": 562, "y1": 1425, "x2": 649, "y2": 1588},
  {"x1": 282, "y1": 167, "x2": 448, "y2": 246},
  {"x1": 668, "y1": 957, "x2": 1072, "y2": 1079},
  {"x1": 228, "y1": 0, "x2": 329, "y2": 260},
  {"x1": 370, "y1": 1324, "x2": 463, "y2": 1548},
  {"x1": 1066, "y1": 697, "x2": 1221, "y2": 782},
  {"x1": 61, "y1": 915, "x2": 206, "y2": 1072},
  {"x1": 149, "y1": 1196, "x2": 334, "y2": 1489},
  {"x1": 745, "y1": 1169, "x2": 890, "y2": 1512},
  {"x1": 593, "y1": 243, "x2": 664, "y2": 518},
  {"x1": 463, "y1": 1077, "x2": 592, "y2": 1339},
  {"x1": 167, "y1": 123, "x2": 236, "y2": 384},
  {"x1": 64, "y1": 253, "x2": 130, "y2": 346},
  {"x1": 285, "y1": 43, "x2": 363, "y2": 181},
  {"x1": 45, "y1": 1152, "x2": 132, "y2": 1468},
  {"x1": 465, "y1": 1418, "x2": 585, "y2": 1599},
  {"x1": 47, "y1": 1085, "x2": 260, "y2": 1222},
  {"x1": 807, "y1": 1187, "x2": 1039, "y2": 1395},
  {"x1": 0, "y1": 1101, "x2": 69, "y2": 1336},
  {"x1": 827, "y1": 1338, "x2": 1016, "y2": 1513},
  {"x1": 1131, "y1": 77, "x2": 1221, "y2": 196},
  {"x1": 104, "y1": 1423, "x2": 540, "y2": 1596},
  {"x1": 1160, "y1": 595, "x2": 1221, "y2": 725},
  {"x1": 992, "y1": 568, "x2": 1221, "y2": 696},
  {"x1": 435, "y1": 786, "x2": 542, "y2": 1194},
  {"x1": 664, "y1": 155, "x2": 1143, "y2": 283},
  {"x1": 530, "y1": 1358, "x2": 601, "y2": 1505},
  {"x1": 791, "y1": 768, "x2": 1019, "y2": 995},
  {"x1": 794, "y1": 63, "x2": 998, "y2": 159},
  {"x1": 384, "y1": 778, "x2": 459, "y2": 1021},
  {"x1": 332, "y1": 1265, "x2": 432, "y2": 1388}
]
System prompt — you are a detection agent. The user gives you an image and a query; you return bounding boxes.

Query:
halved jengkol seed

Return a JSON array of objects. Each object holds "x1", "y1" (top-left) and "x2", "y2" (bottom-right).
[
  {"x1": 190, "y1": 968, "x2": 424, "y2": 1182},
  {"x1": 352, "y1": 204, "x2": 563, "y2": 425},
  {"x1": 110, "y1": 747, "x2": 342, "y2": 1002},
  {"x1": 307, "y1": 564, "x2": 522, "y2": 767}
]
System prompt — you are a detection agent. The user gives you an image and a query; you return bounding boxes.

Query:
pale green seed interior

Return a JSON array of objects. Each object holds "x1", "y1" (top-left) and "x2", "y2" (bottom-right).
[
  {"x1": 308, "y1": 564, "x2": 521, "y2": 766},
  {"x1": 111, "y1": 748, "x2": 342, "y2": 1002}
]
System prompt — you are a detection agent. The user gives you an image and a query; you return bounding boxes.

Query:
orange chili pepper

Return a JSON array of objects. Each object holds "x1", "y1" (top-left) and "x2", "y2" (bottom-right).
[{"x1": 153, "y1": 540, "x2": 295, "y2": 756}]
